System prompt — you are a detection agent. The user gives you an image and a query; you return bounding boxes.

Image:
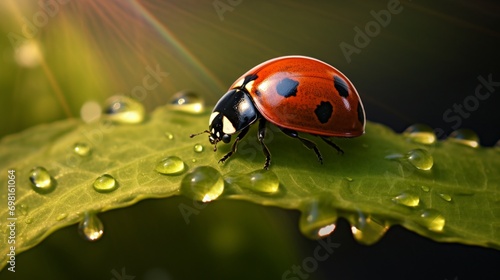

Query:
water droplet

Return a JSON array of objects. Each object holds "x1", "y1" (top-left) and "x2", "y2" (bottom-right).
[
  {"x1": 19, "y1": 204, "x2": 29, "y2": 216},
  {"x1": 345, "y1": 177, "x2": 353, "y2": 182},
  {"x1": 24, "y1": 216, "x2": 33, "y2": 224},
  {"x1": 29, "y1": 166, "x2": 56, "y2": 194},
  {"x1": 194, "y1": 144, "x2": 204, "y2": 153},
  {"x1": 155, "y1": 156, "x2": 186, "y2": 175},
  {"x1": 168, "y1": 90, "x2": 204, "y2": 114},
  {"x1": 103, "y1": 95, "x2": 145, "y2": 124},
  {"x1": 438, "y1": 193, "x2": 452, "y2": 202},
  {"x1": 403, "y1": 123, "x2": 436, "y2": 144},
  {"x1": 181, "y1": 166, "x2": 224, "y2": 202},
  {"x1": 420, "y1": 185, "x2": 430, "y2": 192},
  {"x1": 349, "y1": 213, "x2": 388, "y2": 245},
  {"x1": 165, "y1": 132, "x2": 174, "y2": 140},
  {"x1": 392, "y1": 191, "x2": 420, "y2": 207},
  {"x1": 227, "y1": 170, "x2": 279, "y2": 194},
  {"x1": 73, "y1": 142, "x2": 91, "y2": 156},
  {"x1": 405, "y1": 148, "x2": 433, "y2": 170},
  {"x1": 191, "y1": 158, "x2": 197, "y2": 163},
  {"x1": 78, "y1": 212, "x2": 104, "y2": 241},
  {"x1": 56, "y1": 213, "x2": 68, "y2": 221},
  {"x1": 299, "y1": 198, "x2": 337, "y2": 239},
  {"x1": 419, "y1": 209, "x2": 445, "y2": 232},
  {"x1": 448, "y1": 129, "x2": 480, "y2": 148},
  {"x1": 93, "y1": 174, "x2": 118, "y2": 193}
]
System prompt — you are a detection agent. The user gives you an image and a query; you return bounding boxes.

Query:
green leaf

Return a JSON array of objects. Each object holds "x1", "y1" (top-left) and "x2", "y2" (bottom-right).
[{"x1": 1, "y1": 104, "x2": 499, "y2": 270}]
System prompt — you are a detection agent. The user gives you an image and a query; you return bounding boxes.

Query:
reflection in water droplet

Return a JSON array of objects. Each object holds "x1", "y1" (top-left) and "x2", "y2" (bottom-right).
[
  {"x1": 405, "y1": 149, "x2": 433, "y2": 170},
  {"x1": 448, "y1": 129, "x2": 480, "y2": 148},
  {"x1": 79, "y1": 212, "x2": 104, "y2": 241},
  {"x1": 168, "y1": 90, "x2": 204, "y2": 114},
  {"x1": 103, "y1": 95, "x2": 145, "y2": 124},
  {"x1": 29, "y1": 166, "x2": 56, "y2": 194},
  {"x1": 419, "y1": 209, "x2": 445, "y2": 232},
  {"x1": 73, "y1": 142, "x2": 91, "y2": 156},
  {"x1": 420, "y1": 185, "x2": 430, "y2": 192},
  {"x1": 165, "y1": 132, "x2": 174, "y2": 140},
  {"x1": 228, "y1": 169, "x2": 279, "y2": 194},
  {"x1": 438, "y1": 193, "x2": 452, "y2": 202},
  {"x1": 349, "y1": 213, "x2": 388, "y2": 245},
  {"x1": 56, "y1": 213, "x2": 68, "y2": 221},
  {"x1": 392, "y1": 191, "x2": 420, "y2": 207},
  {"x1": 403, "y1": 123, "x2": 436, "y2": 144},
  {"x1": 155, "y1": 156, "x2": 186, "y2": 175},
  {"x1": 194, "y1": 144, "x2": 204, "y2": 153},
  {"x1": 181, "y1": 166, "x2": 224, "y2": 202},
  {"x1": 299, "y1": 198, "x2": 337, "y2": 239},
  {"x1": 93, "y1": 174, "x2": 118, "y2": 193}
]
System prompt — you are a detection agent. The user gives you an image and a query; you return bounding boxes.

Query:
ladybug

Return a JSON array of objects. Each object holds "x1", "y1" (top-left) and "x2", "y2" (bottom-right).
[{"x1": 191, "y1": 55, "x2": 365, "y2": 169}]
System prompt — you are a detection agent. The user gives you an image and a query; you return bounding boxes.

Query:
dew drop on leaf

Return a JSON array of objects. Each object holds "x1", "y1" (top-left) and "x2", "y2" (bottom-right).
[
  {"x1": 299, "y1": 197, "x2": 337, "y2": 239},
  {"x1": 392, "y1": 191, "x2": 420, "y2": 207},
  {"x1": 78, "y1": 212, "x2": 104, "y2": 241},
  {"x1": 73, "y1": 142, "x2": 91, "y2": 157},
  {"x1": 193, "y1": 144, "x2": 204, "y2": 153},
  {"x1": 29, "y1": 166, "x2": 56, "y2": 194},
  {"x1": 227, "y1": 169, "x2": 279, "y2": 194},
  {"x1": 103, "y1": 95, "x2": 145, "y2": 124},
  {"x1": 448, "y1": 129, "x2": 480, "y2": 148},
  {"x1": 165, "y1": 131, "x2": 174, "y2": 140},
  {"x1": 168, "y1": 90, "x2": 204, "y2": 114},
  {"x1": 56, "y1": 213, "x2": 68, "y2": 221},
  {"x1": 93, "y1": 174, "x2": 118, "y2": 193},
  {"x1": 349, "y1": 213, "x2": 389, "y2": 245},
  {"x1": 438, "y1": 193, "x2": 452, "y2": 202},
  {"x1": 155, "y1": 156, "x2": 186, "y2": 175},
  {"x1": 419, "y1": 209, "x2": 446, "y2": 232},
  {"x1": 181, "y1": 166, "x2": 224, "y2": 202},
  {"x1": 403, "y1": 123, "x2": 436, "y2": 145},
  {"x1": 24, "y1": 216, "x2": 33, "y2": 224},
  {"x1": 420, "y1": 185, "x2": 430, "y2": 192},
  {"x1": 19, "y1": 204, "x2": 29, "y2": 216},
  {"x1": 405, "y1": 148, "x2": 433, "y2": 170}
]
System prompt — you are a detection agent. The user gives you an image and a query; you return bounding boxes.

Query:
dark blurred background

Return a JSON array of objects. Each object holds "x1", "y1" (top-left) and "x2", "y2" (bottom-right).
[{"x1": 1, "y1": 0, "x2": 499, "y2": 279}]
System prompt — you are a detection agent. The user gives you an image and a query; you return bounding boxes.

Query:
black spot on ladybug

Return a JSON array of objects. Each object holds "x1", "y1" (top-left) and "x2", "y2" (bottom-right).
[
  {"x1": 243, "y1": 74, "x2": 258, "y2": 85},
  {"x1": 334, "y1": 76, "x2": 349, "y2": 98},
  {"x1": 276, "y1": 78, "x2": 299, "y2": 98},
  {"x1": 357, "y1": 102, "x2": 365, "y2": 125},
  {"x1": 314, "y1": 101, "x2": 333, "y2": 124}
]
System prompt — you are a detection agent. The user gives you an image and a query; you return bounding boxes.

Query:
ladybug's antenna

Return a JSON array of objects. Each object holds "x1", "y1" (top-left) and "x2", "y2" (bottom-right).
[{"x1": 189, "y1": 130, "x2": 210, "y2": 138}]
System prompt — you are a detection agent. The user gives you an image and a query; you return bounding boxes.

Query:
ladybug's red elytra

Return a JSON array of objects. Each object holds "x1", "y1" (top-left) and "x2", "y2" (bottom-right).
[{"x1": 191, "y1": 55, "x2": 366, "y2": 169}]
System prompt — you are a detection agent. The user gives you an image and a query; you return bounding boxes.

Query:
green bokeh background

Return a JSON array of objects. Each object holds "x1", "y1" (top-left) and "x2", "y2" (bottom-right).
[{"x1": 1, "y1": 0, "x2": 499, "y2": 279}]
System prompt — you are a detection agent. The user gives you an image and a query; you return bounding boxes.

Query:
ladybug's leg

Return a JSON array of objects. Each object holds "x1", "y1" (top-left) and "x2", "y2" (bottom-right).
[
  {"x1": 258, "y1": 119, "x2": 271, "y2": 169},
  {"x1": 219, "y1": 126, "x2": 250, "y2": 164},
  {"x1": 319, "y1": 137, "x2": 344, "y2": 155},
  {"x1": 280, "y1": 128, "x2": 323, "y2": 164}
]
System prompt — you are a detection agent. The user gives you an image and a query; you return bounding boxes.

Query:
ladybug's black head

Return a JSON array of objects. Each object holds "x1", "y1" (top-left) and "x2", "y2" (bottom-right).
[
  {"x1": 189, "y1": 112, "x2": 233, "y2": 151},
  {"x1": 190, "y1": 88, "x2": 258, "y2": 151},
  {"x1": 206, "y1": 112, "x2": 234, "y2": 151}
]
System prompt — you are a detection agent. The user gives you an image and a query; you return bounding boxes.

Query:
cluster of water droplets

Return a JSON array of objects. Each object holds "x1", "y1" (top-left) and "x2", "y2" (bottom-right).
[
  {"x1": 403, "y1": 124, "x2": 482, "y2": 148},
  {"x1": 21, "y1": 92, "x2": 495, "y2": 246}
]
